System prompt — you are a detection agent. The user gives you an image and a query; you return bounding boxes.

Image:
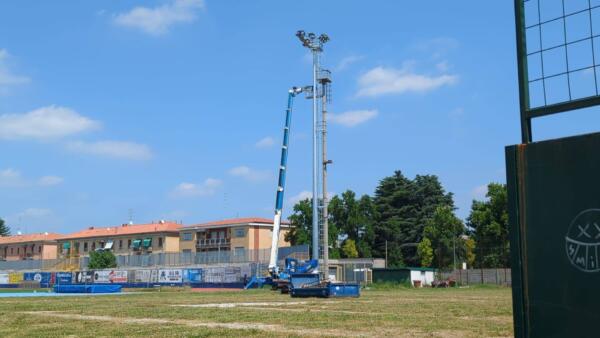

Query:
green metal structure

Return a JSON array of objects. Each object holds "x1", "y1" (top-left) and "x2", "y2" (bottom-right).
[
  {"x1": 510, "y1": 1, "x2": 600, "y2": 337},
  {"x1": 515, "y1": 0, "x2": 600, "y2": 143}
]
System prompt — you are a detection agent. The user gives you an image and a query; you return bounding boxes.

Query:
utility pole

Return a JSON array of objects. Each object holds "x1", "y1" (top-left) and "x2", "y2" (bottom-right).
[
  {"x1": 385, "y1": 240, "x2": 388, "y2": 268},
  {"x1": 321, "y1": 70, "x2": 332, "y2": 280},
  {"x1": 453, "y1": 234, "x2": 457, "y2": 271}
]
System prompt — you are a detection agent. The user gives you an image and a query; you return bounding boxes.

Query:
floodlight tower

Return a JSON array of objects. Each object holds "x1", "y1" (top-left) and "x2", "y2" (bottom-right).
[{"x1": 296, "y1": 30, "x2": 329, "y2": 263}]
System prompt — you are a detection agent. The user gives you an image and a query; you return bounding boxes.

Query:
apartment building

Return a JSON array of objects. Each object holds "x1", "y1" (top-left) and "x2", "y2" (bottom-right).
[
  {"x1": 0, "y1": 233, "x2": 61, "y2": 261},
  {"x1": 56, "y1": 221, "x2": 181, "y2": 257},
  {"x1": 179, "y1": 217, "x2": 291, "y2": 254}
]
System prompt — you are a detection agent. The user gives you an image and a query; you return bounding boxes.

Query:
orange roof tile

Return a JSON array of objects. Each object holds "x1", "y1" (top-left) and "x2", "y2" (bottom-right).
[
  {"x1": 0, "y1": 233, "x2": 62, "y2": 245},
  {"x1": 185, "y1": 217, "x2": 290, "y2": 229},
  {"x1": 58, "y1": 221, "x2": 181, "y2": 240}
]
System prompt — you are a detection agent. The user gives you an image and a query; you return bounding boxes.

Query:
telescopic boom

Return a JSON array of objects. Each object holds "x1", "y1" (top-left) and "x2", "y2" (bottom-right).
[{"x1": 268, "y1": 86, "x2": 303, "y2": 275}]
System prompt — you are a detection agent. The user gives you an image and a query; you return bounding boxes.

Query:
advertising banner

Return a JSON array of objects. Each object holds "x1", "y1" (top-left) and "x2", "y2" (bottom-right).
[
  {"x1": 55, "y1": 272, "x2": 73, "y2": 284},
  {"x1": 204, "y1": 267, "x2": 241, "y2": 283},
  {"x1": 158, "y1": 269, "x2": 183, "y2": 283},
  {"x1": 0, "y1": 273, "x2": 9, "y2": 284},
  {"x1": 9, "y1": 272, "x2": 23, "y2": 283},
  {"x1": 94, "y1": 270, "x2": 128, "y2": 283},
  {"x1": 134, "y1": 269, "x2": 158, "y2": 283},
  {"x1": 75, "y1": 271, "x2": 94, "y2": 283},
  {"x1": 185, "y1": 269, "x2": 202, "y2": 283},
  {"x1": 23, "y1": 272, "x2": 54, "y2": 287}
]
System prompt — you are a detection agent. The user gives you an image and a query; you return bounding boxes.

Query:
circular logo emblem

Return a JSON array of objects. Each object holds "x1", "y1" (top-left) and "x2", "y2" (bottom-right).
[
  {"x1": 566, "y1": 209, "x2": 600, "y2": 272},
  {"x1": 33, "y1": 273, "x2": 42, "y2": 282}
]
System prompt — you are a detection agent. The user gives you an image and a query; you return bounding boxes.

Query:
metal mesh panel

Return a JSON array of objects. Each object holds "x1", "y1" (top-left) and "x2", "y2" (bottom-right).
[{"x1": 517, "y1": 0, "x2": 600, "y2": 124}]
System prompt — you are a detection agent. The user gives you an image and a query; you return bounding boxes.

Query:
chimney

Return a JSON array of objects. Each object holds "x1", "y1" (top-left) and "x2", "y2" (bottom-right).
[{"x1": 88, "y1": 226, "x2": 94, "y2": 230}]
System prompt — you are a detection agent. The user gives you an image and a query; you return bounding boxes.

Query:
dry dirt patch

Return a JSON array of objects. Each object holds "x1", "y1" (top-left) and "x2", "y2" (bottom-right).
[{"x1": 19, "y1": 311, "x2": 365, "y2": 337}]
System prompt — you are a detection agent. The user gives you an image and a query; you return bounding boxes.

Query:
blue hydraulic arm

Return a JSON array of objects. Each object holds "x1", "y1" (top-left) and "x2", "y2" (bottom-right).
[{"x1": 268, "y1": 86, "x2": 303, "y2": 275}]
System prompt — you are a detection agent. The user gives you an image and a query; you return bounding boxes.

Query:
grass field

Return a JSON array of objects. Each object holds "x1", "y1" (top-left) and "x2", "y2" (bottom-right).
[{"x1": 0, "y1": 286, "x2": 513, "y2": 337}]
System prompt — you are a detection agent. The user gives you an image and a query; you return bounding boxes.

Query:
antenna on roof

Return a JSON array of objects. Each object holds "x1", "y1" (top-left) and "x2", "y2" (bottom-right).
[{"x1": 128, "y1": 208, "x2": 134, "y2": 225}]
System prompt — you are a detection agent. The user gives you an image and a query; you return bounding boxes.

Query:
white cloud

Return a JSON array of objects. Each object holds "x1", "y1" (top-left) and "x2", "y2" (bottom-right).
[
  {"x1": 113, "y1": 0, "x2": 204, "y2": 36},
  {"x1": 0, "y1": 105, "x2": 100, "y2": 140},
  {"x1": 471, "y1": 185, "x2": 488, "y2": 200},
  {"x1": 0, "y1": 49, "x2": 30, "y2": 91},
  {"x1": 171, "y1": 178, "x2": 222, "y2": 198},
  {"x1": 335, "y1": 55, "x2": 364, "y2": 71},
  {"x1": 329, "y1": 110, "x2": 378, "y2": 127},
  {"x1": 0, "y1": 168, "x2": 24, "y2": 187},
  {"x1": 288, "y1": 190, "x2": 312, "y2": 205},
  {"x1": 255, "y1": 136, "x2": 275, "y2": 148},
  {"x1": 38, "y1": 175, "x2": 64, "y2": 186},
  {"x1": 448, "y1": 107, "x2": 465, "y2": 120},
  {"x1": 0, "y1": 169, "x2": 64, "y2": 188},
  {"x1": 356, "y1": 65, "x2": 458, "y2": 97},
  {"x1": 67, "y1": 140, "x2": 153, "y2": 161},
  {"x1": 229, "y1": 166, "x2": 271, "y2": 182},
  {"x1": 17, "y1": 208, "x2": 52, "y2": 219}
]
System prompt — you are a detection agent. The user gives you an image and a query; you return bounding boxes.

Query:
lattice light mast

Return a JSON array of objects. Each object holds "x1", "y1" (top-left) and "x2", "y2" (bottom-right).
[{"x1": 295, "y1": 30, "x2": 329, "y2": 263}]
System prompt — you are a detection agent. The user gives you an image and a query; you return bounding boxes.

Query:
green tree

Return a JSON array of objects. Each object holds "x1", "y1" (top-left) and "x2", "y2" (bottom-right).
[
  {"x1": 417, "y1": 238, "x2": 434, "y2": 267},
  {"x1": 464, "y1": 237, "x2": 476, "y2": 268},
  {"x1": 329, "y1": 190, "x2": 375, "y2": 257},
  {"x1": 285, "y1": 197, "x2": 341, "y2": 258},
  {"x1": 373, "y1": 171, "x2": 454, "y2": 267},
  {"x1": 466, "y1": 183, "x2": 509, "y2": 268},
  {"x1": 0, "y1": 218, "x2": 10, "y2": 236},
  {"x1": 88, "y1": 250, "x2": 117, "y2": 269},
  {"x1": 422, "y1": 205, "x2": 465, "y2": 269},
  {"x1": 341, "y1": 239, "x2": 359, "y2": 258}
]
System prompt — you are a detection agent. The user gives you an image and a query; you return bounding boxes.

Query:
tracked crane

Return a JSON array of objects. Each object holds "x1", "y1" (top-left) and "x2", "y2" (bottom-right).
[
  {"x1": 268, "y1": 86, "x2": 305, "y2": 275},
  {"x1": 244, "y1": 86, "x2": 318, "y2": 291}
]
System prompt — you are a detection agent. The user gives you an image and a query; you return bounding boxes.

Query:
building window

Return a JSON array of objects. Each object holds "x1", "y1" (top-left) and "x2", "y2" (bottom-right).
[
  {"x1": 233, "y1": 228, "x2": 246, "y2": 238},
  {"x1": 128, "y1": 239, "x2": 132, "y2": 248},
  {"x1": 11, "y1": 248, "x2": 13, "y2": 254},
  {"x1": 84, "y1": 242, "x2": 88, "y2": 252},
  {"x1": 91, "y1": 242, "x2": 96, "y2": 251},
  {"x1": 119, "y1": 240, "x2": 123, "y2": 249},
  {"x1": 17, "y1": 248, "x2": 20, "y2": 254},
  {"x1": 158, "y1": 237, "x2": 163, "y2": 247},
  {"x1": 181, "y1": 233, "x2": 193, "y2": 241},
  {"x1": 38, "y1": 245, "x2": 42, "y2": 253}
]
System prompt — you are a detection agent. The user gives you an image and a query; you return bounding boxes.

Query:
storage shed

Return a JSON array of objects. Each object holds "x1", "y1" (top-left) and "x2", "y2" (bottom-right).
[{"x1": 372, "y1": 267, "x2": 436, "y2": 287}]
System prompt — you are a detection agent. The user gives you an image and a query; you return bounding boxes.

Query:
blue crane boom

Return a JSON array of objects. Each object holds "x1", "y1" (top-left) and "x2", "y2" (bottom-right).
[{"x1": 268, "y1": 86, "x2": 303, "y2": 274}]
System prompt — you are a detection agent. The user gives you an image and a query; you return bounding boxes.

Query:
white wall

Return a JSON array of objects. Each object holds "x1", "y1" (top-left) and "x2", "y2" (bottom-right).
[{"x1": 410, "y1": 270, "x2": 434, "y2": 286}]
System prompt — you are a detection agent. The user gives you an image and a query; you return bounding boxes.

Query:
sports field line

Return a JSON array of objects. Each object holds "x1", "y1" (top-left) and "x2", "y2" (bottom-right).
[
  {"x1": 19, "y1": 311, "x2": 367, "y2": 337},
  {"x1": 172, "y1": 301, "x2": 309, "y2": 308}
]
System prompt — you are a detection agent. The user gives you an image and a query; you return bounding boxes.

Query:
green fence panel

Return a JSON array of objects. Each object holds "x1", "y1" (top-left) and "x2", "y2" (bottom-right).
[{"x1": 506, "y1": 131, "x2": 600, "y2": 338}]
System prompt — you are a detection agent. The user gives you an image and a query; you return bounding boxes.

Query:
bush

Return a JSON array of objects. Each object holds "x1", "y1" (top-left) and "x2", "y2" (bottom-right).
[{"x1": 88, "y1": 250, "x2": 117, "y2": 269}]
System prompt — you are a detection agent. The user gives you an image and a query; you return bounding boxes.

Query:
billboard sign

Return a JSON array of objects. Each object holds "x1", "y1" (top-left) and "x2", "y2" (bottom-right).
[
  {"x1": 94, "y1": 270, "x2": 128, "y2": 283},
  {"x1": 134, "y1": 269, "x2": 158, "y2": 283},
  {"x1": 158, "y1": 269, "x2": 182, "y2": 283},
  {"x1": 23, "y1": 272, "x2": 54, "y2": 287},
  {"x1": 0, "y1": 273, "x2": 9, "y2": 284},
  {"x1": 185, "y1": 269, "x2": 202, "y2": 283},
  {"x1": 75, "y1": 271, "x2": 94, "y2": 283},
  {"x1": 55, "y1": 272, "x2": 73, "y2": 284}
]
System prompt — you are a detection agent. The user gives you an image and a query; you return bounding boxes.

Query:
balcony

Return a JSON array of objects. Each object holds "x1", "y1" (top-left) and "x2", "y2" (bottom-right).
[{"x1": 196, "y1": 238, "x2": 230, "y2": 248}]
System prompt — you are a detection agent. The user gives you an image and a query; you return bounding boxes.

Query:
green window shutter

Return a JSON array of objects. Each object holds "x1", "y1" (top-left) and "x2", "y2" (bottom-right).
[
  {"x1": 132, "y1": 239, "x2": 141, "y2": 248},
  {"x1": 142, "y1": 238, "x2": 152, "y2": 248},
  {"x1": 63, "y1": 242, "x2": 70, "y2": 250}
]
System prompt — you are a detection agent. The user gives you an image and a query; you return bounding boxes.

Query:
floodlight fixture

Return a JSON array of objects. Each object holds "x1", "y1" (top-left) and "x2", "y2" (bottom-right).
[{"x1": 296, "y1": 30, "x2": 329, "y2": 52}]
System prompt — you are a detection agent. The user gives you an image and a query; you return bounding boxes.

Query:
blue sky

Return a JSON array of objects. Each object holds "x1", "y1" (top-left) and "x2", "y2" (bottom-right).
[{"x1": 1, "y1": 1, "x2": 599, "y2": 234}]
